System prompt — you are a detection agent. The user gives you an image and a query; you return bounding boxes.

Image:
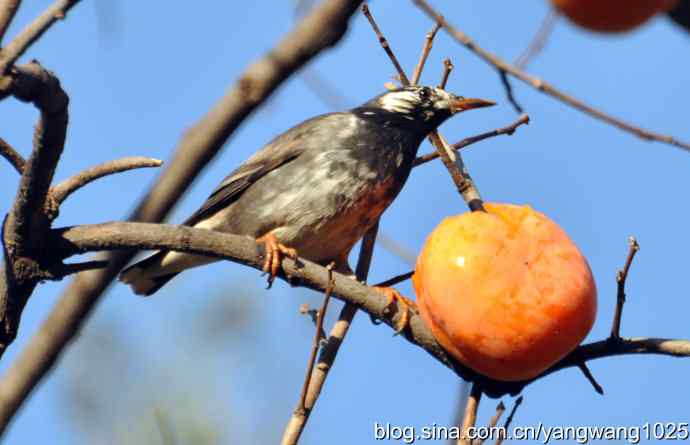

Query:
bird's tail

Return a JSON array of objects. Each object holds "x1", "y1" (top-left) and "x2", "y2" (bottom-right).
[{"x1": 119, "y1": 251, "x2": 179, "y2": 296}]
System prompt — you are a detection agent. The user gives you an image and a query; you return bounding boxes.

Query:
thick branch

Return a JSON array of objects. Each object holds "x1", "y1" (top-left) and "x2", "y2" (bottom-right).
[
  {"x1": 0, "y1": 61, "x2": 68, "y2": 358},
  {"x1": 0, "y1": 137, "x2": 24, "y2": 173},
  {"x1": 0, "y1": 0, "x2": 20, "y2": 44},
  {"x1": 414, "y1": 0, "x2": 690, "y2": 153},
  {"x1": 50, "y1": 156, "x2": 163, "y2": 205},
  {"x1": 3, "y1": 62, "x2": 68, "y2": 255},
  {"x1": 43, "y1": 224, "x2": 690, "y2": 387},
  {"x1": 0, "y1": 221, "x2": 686, "y2": 435},
  {"x1": 0, "y1": 0, "x2": 81, "y2": 75}
]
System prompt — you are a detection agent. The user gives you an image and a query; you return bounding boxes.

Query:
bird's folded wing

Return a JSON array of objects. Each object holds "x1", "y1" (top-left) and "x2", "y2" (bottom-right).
[{"x1": 182, "y1": 134, "x2": 305, "y2": 226}]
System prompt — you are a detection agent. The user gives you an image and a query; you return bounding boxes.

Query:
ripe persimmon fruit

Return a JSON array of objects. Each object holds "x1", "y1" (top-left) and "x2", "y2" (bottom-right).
[
  {"x1": 551, "y1": 0, "x2": 678, "y2": 33},
  {"x1": 413, "y1": 203, "x2": 597, "y2": 381}
]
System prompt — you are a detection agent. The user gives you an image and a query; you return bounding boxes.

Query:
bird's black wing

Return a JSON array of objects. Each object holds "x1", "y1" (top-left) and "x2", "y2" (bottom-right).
[{"x1": 182, "y1": 114, "x2": 331, "y2": 226}]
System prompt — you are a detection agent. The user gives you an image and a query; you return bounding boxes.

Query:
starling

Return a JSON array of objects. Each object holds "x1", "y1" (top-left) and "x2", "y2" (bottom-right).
[{"x1": 119, "y1": 86, "x2": 494, "y2": 302}]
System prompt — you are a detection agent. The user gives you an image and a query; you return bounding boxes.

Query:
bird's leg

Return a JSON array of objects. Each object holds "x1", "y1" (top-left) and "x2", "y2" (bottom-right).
[
  {"x1": 373, "y1": 286, "x2": 418, "y2": 334},
  {"x1": 256, "y1": 232, "x2": 298, "y2": 288}
]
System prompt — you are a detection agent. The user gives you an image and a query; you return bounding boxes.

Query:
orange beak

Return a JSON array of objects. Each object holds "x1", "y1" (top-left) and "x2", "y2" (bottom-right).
[{"x1": 450, "y1": 97, "x2": 496, "y2": 113}]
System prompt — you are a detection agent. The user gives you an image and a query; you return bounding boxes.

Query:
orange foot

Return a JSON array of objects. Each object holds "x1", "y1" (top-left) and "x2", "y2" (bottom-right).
[
  {"x1": 373, "y1": 286, "x2": 418, "y2": 334},
  {"x1": 256, "y1": 233, "x2": 298, "y2": 288}
]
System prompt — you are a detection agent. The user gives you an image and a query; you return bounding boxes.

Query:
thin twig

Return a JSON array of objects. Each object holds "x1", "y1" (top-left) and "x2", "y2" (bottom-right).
[
  {"x1": 297, "y1": 264, "x2": 335, "y2": 412},
  {"x1": 498, "y1": 70, "x2": 523, "y2": 114},
  {"x1": 374, "y1": 270, "x2": 413, "y2": 288},
  {"x1": 298, "y1": 304, "x2": 327, "y2": 340},
  {"x1": 459, "y1": 383, "x2": 482, "y2": 445},
  {"x1": 361, "y1": 4, "x2": 410, "y2": 86},
  {"x1": 473, "y1": 401, "x2": 505, "y2": 445},
  {"x1": 494, "y1": 396, "x2": 522, "y2": 445},
  {"x1": 0, "y1": 0, "x2": 21, "y2": 44},
  {"x1": 577, "y1": 362, "x2": 604, "y2": 395},
  {"x1": 44, "y1": 260, "x2": 109, "y2": 279},
  {"x1": 280, "y1": 222, "x2": 379, "y2": 445},
  {"x1": 610, "y1": 236, "x2": 640, "y2": 340},
  {"x1": 50, "y1": 156, "x2": 163, "y2": 205},
  {"x1": 514, "y1": 8, "x2": 559, "y2": 70},
  {"x1": 0, "y1": 136, "x2": 25, "y2": 173},
  {"x1": 448, "y1": 383, "x2": 471, "y2": 445},
  {"x1": 300, "y1": 68, "x2": 350, "y2": 110},
  {"x1": 411, "y1": 22, "x2": 441, "y2": 85},
  {"x1": 0, "y1": 0, "x2": 81, "y2": 76},
  {"x1": 414, "y1": 0, "x2": 690, "y2": 153},
  {"x1": 438, "y1": 58, "x2": 453, "y2": 89},
  {"x1": 414, "y1": 114, "x2": 529, "y2": 167},
  {"x1": 376, "y1": 232, "x2": 416, "y2": 266}
]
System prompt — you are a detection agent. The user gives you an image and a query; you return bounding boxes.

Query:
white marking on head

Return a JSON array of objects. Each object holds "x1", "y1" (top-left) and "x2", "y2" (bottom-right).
[{"x1": 378, "y1": 90, "x2": 421, "y2": 113}]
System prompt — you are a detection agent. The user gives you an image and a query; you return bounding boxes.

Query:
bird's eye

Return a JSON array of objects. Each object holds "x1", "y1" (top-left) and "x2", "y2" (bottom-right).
[{"x1": 419, "y1": 87, "x2": 431, "y2": 99}]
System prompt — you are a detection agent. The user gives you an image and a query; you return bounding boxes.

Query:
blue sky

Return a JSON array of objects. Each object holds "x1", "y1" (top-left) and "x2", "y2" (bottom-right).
[{"x1": 1, "y1": 1, "x2": 689, "y2": 444}]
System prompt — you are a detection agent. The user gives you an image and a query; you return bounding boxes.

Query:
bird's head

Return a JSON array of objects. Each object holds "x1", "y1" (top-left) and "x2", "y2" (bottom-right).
[{"x1": 356, "y1": 85, "x2": 495, "y2": 133}]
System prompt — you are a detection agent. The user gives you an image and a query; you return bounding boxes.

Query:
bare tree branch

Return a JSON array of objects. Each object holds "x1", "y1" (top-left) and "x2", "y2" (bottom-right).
[
  {"x1": 413, "y1": 0, "x2": 690, "y2": 153},
  {"x1": 411, "y1": 22, "x2": 441, "y2": 85},
  {"x1": 50, "y1": 156, "x2": 163, "y2": 205},
  {"x1": 473, "y1": 401, "x2": 504, "y2": 445},
  {"x1": 281, "y1": 222, "x2": 379, "y2": 445},
  {"x1": 610, "y1": 236, "x2": 640, "y2": 340},
  {"x1": 428, "y1": 131, "x2": 486, "y2": 211},
  {"x1": 438, "y1": 58, "x2": 453, "y2": 89},
  {"x1": 413, "y1": 114, "x2": 530, "y2": 167},
  {"x1": 0, "y1": 0, "x2": 81, "y2": 75},
  {"x1": 296, "y1": 264, "x2": 335, "y2": 414},
  {"x1": 54, "y1": 223, "x2": 690, "y2": 374},
  {"x1": 0, "y1": 137, "x2": 24, "y2": 173},
  {"x1": 361, "y1": 4, "x2": 411, "y2": 85},
  {"x1": 498, "y1": 70, "x2": 523, "y2": 114},
  {"x1": 459, "y1": 383, "x2": 482, "y2": 445},
  {"x1": 0, "y1": 0, "x2": 20, "y2": 44},
  {"x1": 48, "y1": 226, "x2": 690, "y2": 368},
  {"x1": 514, "y1": 8, "x2": 559, "y2": 70},
  {"x1": 577, "y1": 362, "x2": 604, "y2": 395},
  {"x1": 0, "y1": 220, "x2": 686, "y2": 435},
  {"x1": 0, "y1": 61, "x2": 68, "y2": 357},
  {"x1": 494, "y1": 396, "x2": 522, "y2": 445}
]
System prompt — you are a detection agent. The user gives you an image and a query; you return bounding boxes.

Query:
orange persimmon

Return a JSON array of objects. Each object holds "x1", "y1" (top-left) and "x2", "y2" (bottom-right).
[
  {"x1": 550, "y1": 0, "x2": 678, "y2": 33},
  {"x1": 413, "y1": 203, "x2": 597, "y2": 381}
]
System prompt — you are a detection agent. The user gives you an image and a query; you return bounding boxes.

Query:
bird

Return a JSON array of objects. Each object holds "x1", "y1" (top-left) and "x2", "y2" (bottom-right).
[{"x1": 119, "y1": 85, "x2": 494, "y2": 326}]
